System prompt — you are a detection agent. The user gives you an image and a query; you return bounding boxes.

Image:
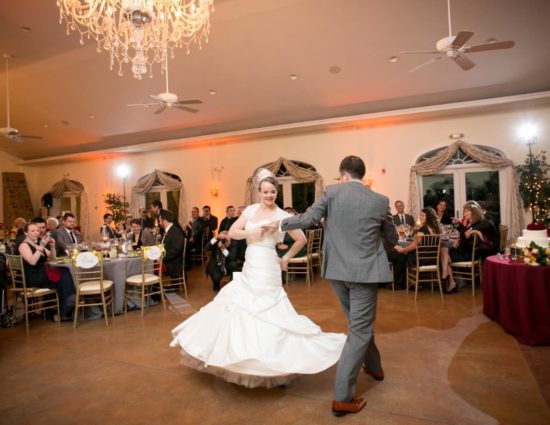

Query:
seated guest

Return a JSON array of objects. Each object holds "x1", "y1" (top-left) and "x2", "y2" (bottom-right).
[
  {"x1": 19, "y1": 223, "x2": 75, "y2": 320},
  {"x1": 129, "y1": 219, "x2": 156, "y2": 248},
  {"x1": 185, "y1": 207, "x2": 204, "y2": 266},
  {"x1": 12, "y1": 217, "x2": 27, "y2": 253},
  {"x1": 54, "y1": 213, "x2": 82, "y2": 256},
  {"x1": 138, "y1": 207, "x2": 154, "y2": 229},
  {"x1": 441, "y1": 203, "x2": 498, "y2": 293},
  {"x1": 237, "y1": 205, "x2": 246, "y2": 217},
  {"x1": 159, "y1": 210, "x2": 185, "y2": 278},
  {"x1": 118, "y1": 214, "x2": 133, "y2": 236},
  {"x1": 277, "y1": 208, "x2": 307, "y2": 259},
  {"x1": 435, "y1": 199, "x2": 452, "y2": 225},
  {"x1": 46, "y1": 217, "x2": 59, "y2": 232},
  {"x1": 201, "y1": 205, "x2": 218, "y2": 239},
  {"x1": 219, "y1": 205, "x2": 237, "y2": 233},
  {"x1": 100, "y1": 213, "x2": 121, "y2": 239},
  {"x1": 206, "y1": 231, "x2": 239, "y2": 292},
  {"x1": 392, "y1": 200, "x2": 415, "y2": 227},
  {"x1": 394, "y1": 207, "x2": 440, "y2": 271}
]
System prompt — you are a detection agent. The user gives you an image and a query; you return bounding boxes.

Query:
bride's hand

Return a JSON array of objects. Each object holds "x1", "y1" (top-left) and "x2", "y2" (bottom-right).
[{"x1": 246, "y1": 227, "x2": 264, "y2": 241}]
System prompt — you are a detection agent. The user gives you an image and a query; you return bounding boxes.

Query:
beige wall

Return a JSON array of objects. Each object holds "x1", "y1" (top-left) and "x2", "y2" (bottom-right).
[
  {"x1": 0, "y1": 150, "x2": 23, "y2": 225},
  {"x1": 17, "y1": 102, "x2": 550, "y2": 237}
]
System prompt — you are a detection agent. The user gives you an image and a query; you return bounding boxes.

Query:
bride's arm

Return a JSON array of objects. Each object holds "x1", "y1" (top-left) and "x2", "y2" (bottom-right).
[
  {"x1": 280, "y1": 229, "x2": 307, "y2": 271},
  {"x1": 228, "y1": 214, "x2": 248, "y2": 240}
]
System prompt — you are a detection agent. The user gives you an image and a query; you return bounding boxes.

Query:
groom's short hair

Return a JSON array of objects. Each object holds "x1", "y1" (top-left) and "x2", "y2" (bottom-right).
[{"x1": 339, "y1": 156, "x2": 366, "y2": 179}]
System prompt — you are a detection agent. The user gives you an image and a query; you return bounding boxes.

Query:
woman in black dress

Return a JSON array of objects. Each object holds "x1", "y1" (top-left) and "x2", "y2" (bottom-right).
[
  {"x1": 394, "y1": 207, "x2": 440, "y2": 267},
  {"x1": 18, "y1": 223, "x2": 75, "y2": 319}
]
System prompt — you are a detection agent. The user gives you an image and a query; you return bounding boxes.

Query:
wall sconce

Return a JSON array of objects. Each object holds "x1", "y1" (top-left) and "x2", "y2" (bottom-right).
[
  {"x1": 210, "y1": 187, "x2": 219, "y2": 197},
  {"x1": 364, "y1": 178, "x2": 374, "y2": 188}
]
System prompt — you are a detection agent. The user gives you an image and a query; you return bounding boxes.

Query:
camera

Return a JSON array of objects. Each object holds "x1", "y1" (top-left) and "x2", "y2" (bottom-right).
[{"x1": 218, "y1": 239, "x2": 227, "y2": 246}]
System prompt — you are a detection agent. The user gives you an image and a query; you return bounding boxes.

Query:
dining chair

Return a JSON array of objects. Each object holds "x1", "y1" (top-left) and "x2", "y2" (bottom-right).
[
  {"x1": 72, "y1": 252, "x2": 114, "y2": 328},
  {"x1": 162, "y1": 238, "x2": 188, "y2": 299},
  {"x1": 190, "y1": 227, "x2": 209, "y2": 271},
  {"x1": 406, "y1": 234, "x2": 442, "y2": 301},
  {"x1": 5, "y1": 254, "x2": 60, "y2": 334},
  {"x1": 125, "y1": 245, "x2": 166, "y2": 317},
  {"x1": 450, "y1": 233, "x2": 482, "y2": 296},
  {"x1": 286, "y1": 229, "x2": 318, "y2": 286},
  {"x1": 309, "y1": 228, "x2": 323, "y2": 277}
]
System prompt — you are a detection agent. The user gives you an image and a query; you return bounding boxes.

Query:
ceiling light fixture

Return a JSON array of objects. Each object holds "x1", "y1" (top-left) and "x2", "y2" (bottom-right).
[
  {"x1": 20, "y1": 26, "x2": 32, "y2": 32},
  {"x1": 388, "y1": 56, "x2": 399, "y2": 63},
  {"x1": 209, "y1": 89, "x2": 216, "y2": 95},
  {"x1": 56, "y1": 0, "x2": 214, "y2": 79},
  {"x1": 289, "y1": 74, "x2": 299, "y2": 80},
  {"x1": 449, "y1": 133, "x2": 464, "y2": 139}
]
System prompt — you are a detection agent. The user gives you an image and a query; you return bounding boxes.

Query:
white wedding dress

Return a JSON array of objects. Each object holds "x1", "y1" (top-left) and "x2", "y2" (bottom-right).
[{"x1": 170, "y1": 204, "x2": 346, "y2": 388}]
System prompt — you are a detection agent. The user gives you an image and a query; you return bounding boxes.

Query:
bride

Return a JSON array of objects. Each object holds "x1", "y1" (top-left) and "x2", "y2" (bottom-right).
[{"x1": 170, "y1": 169, "x2": 346, "y2": 388}]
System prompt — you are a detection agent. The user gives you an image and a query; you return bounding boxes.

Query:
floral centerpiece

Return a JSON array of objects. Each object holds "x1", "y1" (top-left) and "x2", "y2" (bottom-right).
[{"x1": 522, "y1": 241, "x2": 550, "y2": 266}]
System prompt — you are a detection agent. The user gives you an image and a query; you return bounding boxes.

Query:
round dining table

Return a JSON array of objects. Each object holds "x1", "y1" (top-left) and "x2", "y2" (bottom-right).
[
  {"x1": 482, "y1": 255, "x2": 550, "y2": 346},
  {"x1": 50, "y1": 255, "x2": 143, "y2": 314}
]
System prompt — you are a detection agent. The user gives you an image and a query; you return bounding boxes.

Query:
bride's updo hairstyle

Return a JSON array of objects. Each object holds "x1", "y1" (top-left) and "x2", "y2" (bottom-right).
[{"x1": 254, "y1": 168, "x2": 279, "y2": 192}]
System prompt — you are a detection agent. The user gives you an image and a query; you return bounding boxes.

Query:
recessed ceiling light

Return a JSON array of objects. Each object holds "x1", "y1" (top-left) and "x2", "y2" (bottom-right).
[
  {"x1": 209, "y1": 89, "x2": 216, "y2": 95},
  {"x1": 61, "y1": 120, "x2": 70, "y2": 125},
  {"x1": 88, "y1": 113, "x2": 95, "y2": 119},
  {"x1": 42, "y1": 124, "x2": 49, "y2": 128},
  {"x1": 289, "y1": 74, "x2": 299, "y2": 80},
  {"x1": 20, "y1": 26, "x2": 32, "y2": 32},
  {"x1": 329, "y1": 66, "x2": 341, "y2": 74},
  {"x1": 486, "y1": 37, "x2": 496, "y2": 43},
  {"x1": 388, "y1": 56, "x2": 399, "y2": 63}
]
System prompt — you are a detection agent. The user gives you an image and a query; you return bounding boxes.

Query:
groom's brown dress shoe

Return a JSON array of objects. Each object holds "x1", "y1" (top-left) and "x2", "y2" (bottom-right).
[
  {"x1": 331, "y1": 398, "x2": 367, "y2": 417},
  {"x1": 362, "y1": 365, "x2": 384, "y2": 381}
]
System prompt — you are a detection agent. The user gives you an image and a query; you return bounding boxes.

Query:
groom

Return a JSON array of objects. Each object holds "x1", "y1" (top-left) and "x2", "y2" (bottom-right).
[{"x1": 263, "y1": 155, "x2": 397, "y2": 417}]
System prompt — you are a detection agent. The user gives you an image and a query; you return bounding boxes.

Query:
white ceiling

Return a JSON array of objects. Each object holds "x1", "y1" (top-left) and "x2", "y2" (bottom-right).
[{"x1": 1, "y1": 0, "x2": 549, "y2": 161}]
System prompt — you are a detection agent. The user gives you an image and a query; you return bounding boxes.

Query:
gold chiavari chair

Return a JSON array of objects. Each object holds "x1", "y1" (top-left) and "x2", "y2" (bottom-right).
[
  {"x1": 450, "y1": 233, "x2": 482, "y2": 296},
  {"x1": 406, "y1": 234, "x2": 442, "y2": 301},
  {"x1": 162, "y1": 238, "x2": 188, "y2": 299}
]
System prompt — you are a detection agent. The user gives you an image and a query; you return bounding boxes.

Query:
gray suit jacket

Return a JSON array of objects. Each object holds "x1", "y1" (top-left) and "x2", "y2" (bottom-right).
[
  {"x1": 53, "y1": 227, "x2": 82, "y2": 256},
  {"x1": 281, "y1": 181, "x2": 397, "y2": 283}
]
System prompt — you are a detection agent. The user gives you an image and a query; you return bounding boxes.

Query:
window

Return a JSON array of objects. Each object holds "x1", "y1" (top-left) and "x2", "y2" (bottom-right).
[
  {"x1": 256, "y1": 161, "x2": 317, "y2": 212},
  {"x1": 144, "y1": 173, "x2": 181, "y2": 213},
  {"x1": 418, "y1": 146, "x2": 506, "y2": 225}
]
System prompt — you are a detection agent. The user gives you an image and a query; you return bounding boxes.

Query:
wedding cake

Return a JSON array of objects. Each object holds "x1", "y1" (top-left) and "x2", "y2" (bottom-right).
[{"x1": 516, "y1": 229, "x2": 550, "y2": 248}]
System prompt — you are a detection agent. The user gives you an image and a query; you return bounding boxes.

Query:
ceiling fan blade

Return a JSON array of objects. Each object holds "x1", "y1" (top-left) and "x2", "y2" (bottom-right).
[
  {"x1": 450, "y1": 31, "x2": 474, "y2": 49},
  {"x1": 400, "y1": 50, "x2": 440, "y2": 55},
  {"x1": 173, "y1": 105, "x2": 199, "y2": 113},
  {"x1": 175, "y1": 99, "x2": 202, "y2": 105},
  {"x1": 465, "y1": 40, "x2": 515, "y2": 53},
  {"x1": 154, "y1": 104, "x2": 167, "y2": 115},
  {"x1": 127, "y1": 102, "x2": 156, "y2": 107},
  {"x1": 20, "y1": 135, "x2": 42, "y2": 140},
  {"x1": 409, "y1": 56, "x2": 442, "y2": 73},
  {"x1": 150, "y1": 94, "x2": 161, "y2": 101},
  {"x1": 452, "y1": 53, "x2": 475, "y2": 70}
]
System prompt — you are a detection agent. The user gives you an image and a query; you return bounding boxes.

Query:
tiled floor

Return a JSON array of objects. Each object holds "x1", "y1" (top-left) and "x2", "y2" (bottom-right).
[{"x1": 1, "y1": 269, "x2": 549, "y2": 425}]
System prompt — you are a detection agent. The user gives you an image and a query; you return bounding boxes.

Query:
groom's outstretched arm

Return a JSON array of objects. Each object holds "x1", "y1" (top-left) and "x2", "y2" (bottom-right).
[{"x1": 281, "y1": 192, "x2": 328, "y2": 231}]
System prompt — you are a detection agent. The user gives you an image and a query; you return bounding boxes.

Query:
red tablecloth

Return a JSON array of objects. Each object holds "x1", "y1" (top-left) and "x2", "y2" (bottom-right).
[{"x1": 483, "y1": 255, "x2": 550, "y2": 345}]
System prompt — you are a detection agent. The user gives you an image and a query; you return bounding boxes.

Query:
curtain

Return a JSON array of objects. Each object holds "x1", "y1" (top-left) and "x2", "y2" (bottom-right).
[
  {"x1": 49, "y1": 178, "x2": 89, "y2": 240},
  {"x1": 408, "y1": 140, "x2": 524, "y2": 239},
  {"x1": 244, "y1": 157, "x2": 324, "y2": 205},
  {"x1": 130, "y1": 169, "x2": 187, "y2": 226}
]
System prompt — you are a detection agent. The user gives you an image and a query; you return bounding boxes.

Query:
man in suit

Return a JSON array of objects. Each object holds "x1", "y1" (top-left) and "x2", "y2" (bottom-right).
[
  {"x1": 201, "y1": 205, "x2": 218, "y2": 239},
  {"x1": 54, "y1": 212, "x2": 82, "y2": 256},
  {"x1": 392, "y1": 200, "x2": 415, "y2": 227},
  {"x1": 100, "y1": 213, "x2": 121, "y2": 239},
  {"x1": 263, "y1": 156, "x2": 397, "y2": 417},
  {"x1": 159, "y1": 209, "x2": 185, "y2": 278},
  {"x1": 219, "y1": 205, "x2": 237, "y2": 233},
  {"x1": 138, "y1": 207, "x2": 154, "y2": 230}
]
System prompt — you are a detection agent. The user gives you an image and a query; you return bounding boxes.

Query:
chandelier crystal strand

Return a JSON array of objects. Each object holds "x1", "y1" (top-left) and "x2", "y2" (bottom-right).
[{"x1": 57, "y1": 0, "x2": 214, "y2": 79}]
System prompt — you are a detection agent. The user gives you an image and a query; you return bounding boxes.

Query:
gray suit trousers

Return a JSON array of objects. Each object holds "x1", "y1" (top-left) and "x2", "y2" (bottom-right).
[{"x1": 330, "y1": 280, "x2": 381, "y2": 401}]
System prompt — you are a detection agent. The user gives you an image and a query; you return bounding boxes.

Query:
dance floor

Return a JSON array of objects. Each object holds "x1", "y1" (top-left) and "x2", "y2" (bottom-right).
[{"x1": 1, "y1": 269, "x2": 549, "y2": 425}]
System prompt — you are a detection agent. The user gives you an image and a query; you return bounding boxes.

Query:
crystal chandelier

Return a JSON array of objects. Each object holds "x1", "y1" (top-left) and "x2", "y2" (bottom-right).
[{"x1": 57, "y1": 0, "x2": 214, "y2": 79}]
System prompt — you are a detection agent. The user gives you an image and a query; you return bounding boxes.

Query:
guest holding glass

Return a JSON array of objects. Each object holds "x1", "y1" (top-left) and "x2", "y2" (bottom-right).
[
  {"x1": 441, "y1": 203, "x2": 498, "y2": 293},
  {"x1": 19, "y1": 223, "x2": 75, "y2": 320},
  {"x1": 129, "y1": 219, "x2": 156, "y2": 249}
]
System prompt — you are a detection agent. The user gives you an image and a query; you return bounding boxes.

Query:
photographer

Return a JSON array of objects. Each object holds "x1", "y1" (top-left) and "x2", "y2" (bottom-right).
[{"x1": 206, "y1": 231, "x2": 238, "y2": 292}]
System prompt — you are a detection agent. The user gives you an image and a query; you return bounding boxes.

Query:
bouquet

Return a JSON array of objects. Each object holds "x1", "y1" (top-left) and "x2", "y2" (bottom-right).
[{"x1": 522, "y1": 241, "x2": 550, "y2": 266}]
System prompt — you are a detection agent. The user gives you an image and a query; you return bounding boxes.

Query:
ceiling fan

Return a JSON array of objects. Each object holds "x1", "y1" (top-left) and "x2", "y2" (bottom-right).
[
  {"x1": 400, "y1": 0, "x2": 515, "y2": 72},
  {"x1": 127, "y1": 58, "x2": 202, "y2": 115},
  {"x1": 1, "y1": 54, "x2": 42, "y2": 142}
]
